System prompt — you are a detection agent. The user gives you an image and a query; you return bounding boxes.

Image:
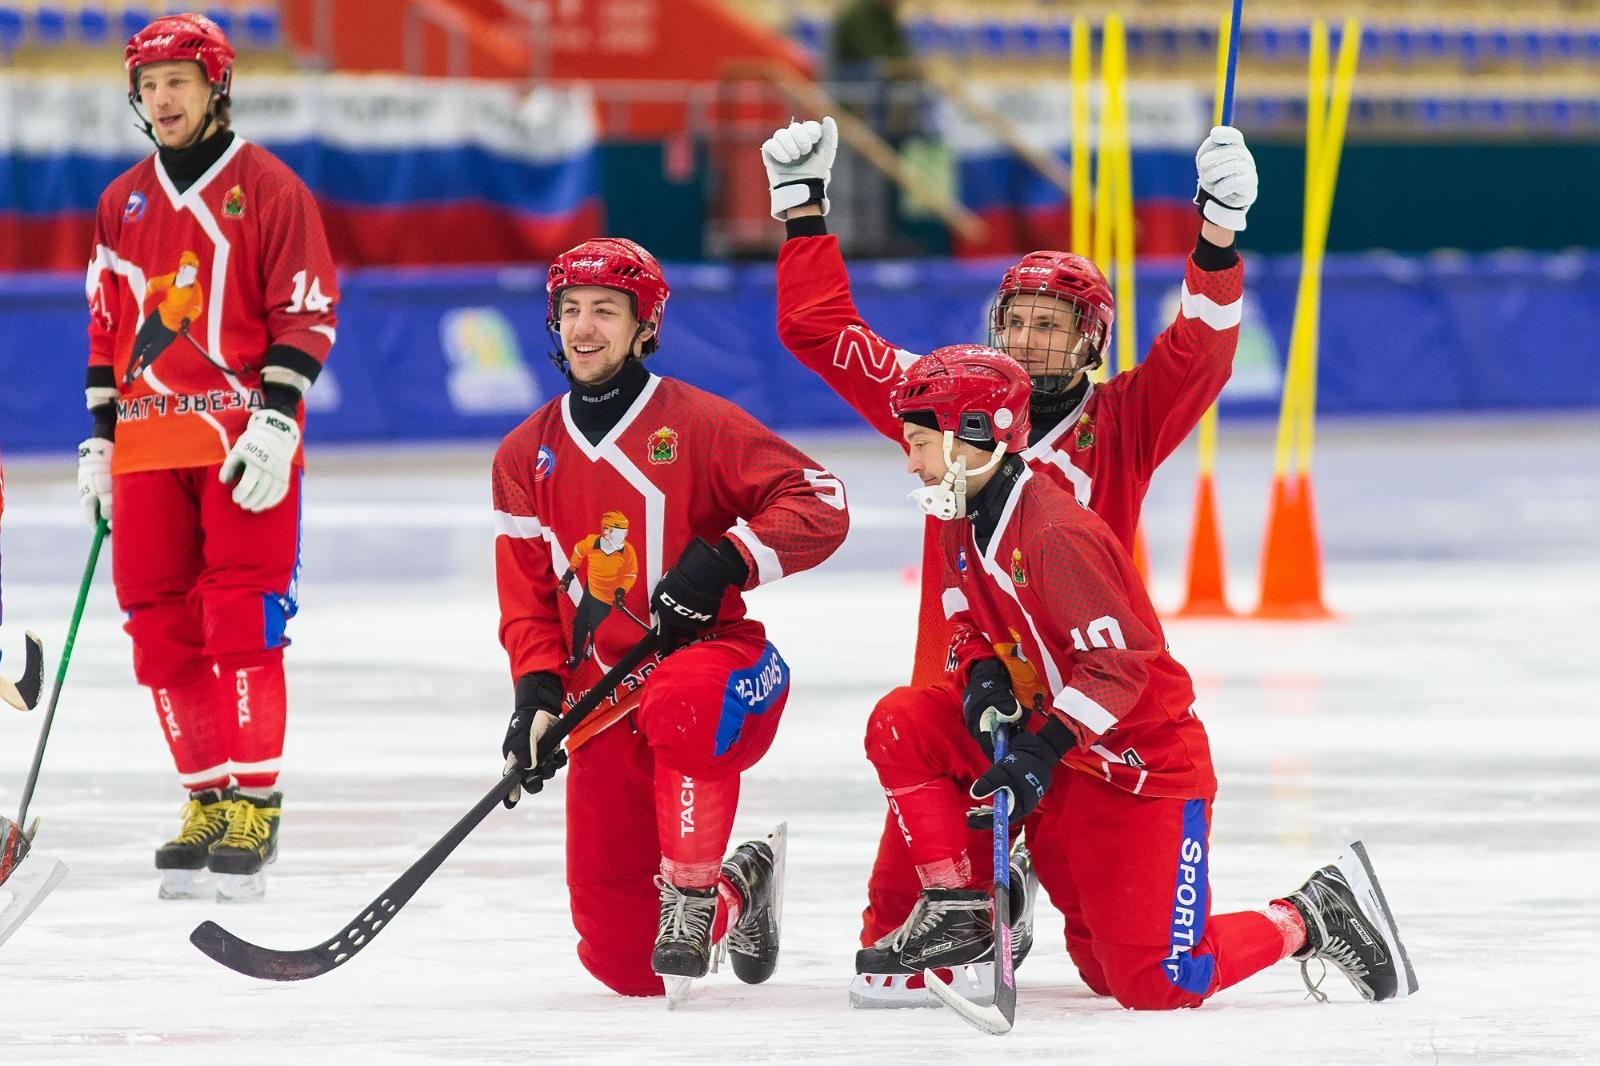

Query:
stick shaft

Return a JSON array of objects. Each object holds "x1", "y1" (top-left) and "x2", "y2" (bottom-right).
[
  {"x1": 1221, "y1": 0, "x2": 1245, "y2": 125},
  {"x1": 17, "y1": 519, "x2": 107, "y2": 828}
]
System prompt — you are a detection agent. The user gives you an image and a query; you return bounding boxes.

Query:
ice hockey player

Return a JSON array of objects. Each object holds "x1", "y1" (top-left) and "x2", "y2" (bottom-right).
[
  {"x1": 868, "y1": 343, "x2": 1416, "y2": 1010},
  {"x1": 77, "y1": 13, "x2": 338, "y2": 901},
  {"x1": 763, "y1": 114, "x2": 1259, "y2": 1003},
  {"x1": 492, "y1": 237, "x2": 850, "y2": 998}
]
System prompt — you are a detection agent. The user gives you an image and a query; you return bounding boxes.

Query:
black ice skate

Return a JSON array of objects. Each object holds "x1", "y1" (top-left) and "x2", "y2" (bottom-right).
[
  {"x1": 1009, "y1": 839, "x2": 1038, "y2": 970},
  {"x1": 1284, "y1": 840, "x2": 1418, "y2": 1003},
  {"x1": 651, "y1": 875, "x2": 719, "y2": 983},
  {"x1": 850, "y1": 840, "x2": 1033, "y2": 1009},
  {"x1": 721, "y1": 823, "x2": 787, "y2": 985},
  {"x1": 207, "y1": 790, "x2": 281, "y2": 902},
  {"x1": 156, "y1": 788, "x2": 233, "y2": 900}
]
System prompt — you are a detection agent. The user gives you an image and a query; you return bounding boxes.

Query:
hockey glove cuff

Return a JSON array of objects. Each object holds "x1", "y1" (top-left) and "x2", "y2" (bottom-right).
[
  {"x1": 76, "y1": 438, "x2": 114, "y2": 528},
  {"x1": 969, "y1": 719, "x2": 1074, "y2": 823},
  {"x1": 502, "y1": 671, "x2": 566, "y2": 809},
  {"x1": 650, "y1": 537, "x2": 748, "y2": 651},
  {"x1": 1193, "y1": 125, "x2": 1258, "y2": 231},
  {"x1": 962, "y1": 658, "x2": 1026, "y2": 759}
]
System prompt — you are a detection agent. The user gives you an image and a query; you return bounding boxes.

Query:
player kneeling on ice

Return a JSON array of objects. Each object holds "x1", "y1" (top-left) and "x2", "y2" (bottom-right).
[
  {"x1": 492, "y1": 238, "x2": 849, "y2": 999},
  {"x1": 865, "y1": 345, "x2": 1417, "y2": 1012}
]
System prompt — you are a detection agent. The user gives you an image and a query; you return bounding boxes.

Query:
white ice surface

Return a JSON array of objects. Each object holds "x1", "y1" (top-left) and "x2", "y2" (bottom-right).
[{"x1": 1, "y1": 417, "x2": 1597, "y2": 1064}]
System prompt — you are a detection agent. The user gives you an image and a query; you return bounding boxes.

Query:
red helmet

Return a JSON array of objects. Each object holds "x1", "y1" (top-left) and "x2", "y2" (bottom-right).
[
  {"x1": 547, "y1": 238, "x2": 670, "y2": 354},
  {"x1": 125, "y1": 13, "x2": 235, "y2": 103},
  {"x1": 889, "y1": 344, "x2": 1032, "y2": 451},
  {"x1": 989, "y1": 250, "x2": 1115, "y2": 374}
]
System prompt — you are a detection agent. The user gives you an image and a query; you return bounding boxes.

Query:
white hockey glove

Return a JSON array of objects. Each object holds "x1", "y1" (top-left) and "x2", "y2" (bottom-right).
[
  {"x1": 219, "y1": 408, "x2": 300, "y2": 513},
  {"x1": 761, "y1": 116, "x2": 838, "y2": 220},
  {"x1": 76, "y1": 438, "x2": 113, "y2": 528},
  {"x1": 1193, "y1": 125, "x2": 1259, "y2": 231}
]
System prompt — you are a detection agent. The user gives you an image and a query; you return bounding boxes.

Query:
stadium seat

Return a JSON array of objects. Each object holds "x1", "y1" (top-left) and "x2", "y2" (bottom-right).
[
  {"x1": 77, "y1": 7, "x2": 110, "y2": 44},
  {"x1": 242, "y1": 7, "x2": 282, "y2": 48},
  {"x1": 32, "y1": 5, "x2": 68, "y2": 46}
]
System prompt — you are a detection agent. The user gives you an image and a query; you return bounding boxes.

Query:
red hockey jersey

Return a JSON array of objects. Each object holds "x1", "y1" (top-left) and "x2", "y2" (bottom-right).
[
  {"x1": 776, "y1": 235, "x2": 1242, "y2": 685},
  {"x1": 942, "y1": 466, "x2": 1216, "y2": 800},
  {"x1": 493, "y1": 374, "x2": 850, "y2": 748},
  {"x1": 85, "y1": 138, "x2": 338, "y2": 475}
]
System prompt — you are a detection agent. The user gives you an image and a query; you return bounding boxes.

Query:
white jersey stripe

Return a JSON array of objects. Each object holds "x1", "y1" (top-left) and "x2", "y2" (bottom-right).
[
  {"x1": 1178, "y1": 282, "x2": 1242, "y2": 331},
  {"x1": 1054, "y1": 684, "x2": 1118, "y2": 736},
  {"x1": 727, "y1": 522, "x2": 785, "y2": 586}
]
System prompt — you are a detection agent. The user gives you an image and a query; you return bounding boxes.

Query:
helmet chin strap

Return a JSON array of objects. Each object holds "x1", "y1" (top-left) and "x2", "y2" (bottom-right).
[{"x1": 909, "y1": 430, "x2": 1008, "y2": 521}]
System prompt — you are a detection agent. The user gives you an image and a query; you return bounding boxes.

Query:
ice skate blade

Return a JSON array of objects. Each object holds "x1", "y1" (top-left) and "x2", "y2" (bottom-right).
[
  {"x1": 158, "y1": 868, "x2": 213, "y2": 901},
  {"x1": 848, "y1": 964, "x2": 994, "y2": 1010},
  {"x1": 663, "y1": 975, "x2": 695, "y2": 1010},
  {"x1": 216, "y1": 872, "x2": 267, "y2": 903},
  {"x1": 0, "y1": 854, "x2": 67, "y2": 946},
  {"x1": 1340, "y1": 840, "x2": 1419, "y2": 1000}
]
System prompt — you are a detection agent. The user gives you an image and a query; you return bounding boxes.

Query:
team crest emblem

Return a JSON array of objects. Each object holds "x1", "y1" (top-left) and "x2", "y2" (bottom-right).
[
  {"x1": 1075, "y1": 413, "x2": 1095, "y2": 451},
  {"x1": 533, "y1": 445, "x2": 556, "y2": 482},
  {"x1": 222, "y1": 185, "x2": 245, "y2": 218},
  {"x1": 956, "y1": 546, "x2": 967, "y2": 574},
  {"x1": 123, "y1": 191, "x2": 147, "y2": 222},
  {"x1": 1010, "y1": 548, "x2": 1028, "y2": 586},
  {"x1": 647, "y1": 426, "x2": 679, "y2": 465}
]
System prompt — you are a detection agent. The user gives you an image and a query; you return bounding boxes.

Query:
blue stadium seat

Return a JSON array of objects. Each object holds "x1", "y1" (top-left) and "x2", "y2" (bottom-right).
[
  {"x1": 204, "y1": 9, "x2": 233, "y2": 37},
  {"x1": 242, "y1": 7, "x2": 281, "y2": 48},
  {"x1": 32, "y1": 5, "x2": 68, "y2": 45},
  {"x1": 1012, "y1": 20, "x2": 1042, "y2": 57},
  {"x1": 1551, "y1": 29, "x2": 1575, "y2": 59},
  {"x1": 1047, "y1": 21, "x2": 1072, "y2": 56},
  {"x1": 791, "y1": 15, "x2": 824, "y2": 55},
  {"x1": 77, "y1": 7, "x2": 109, "y2": 43},
  {"x1": 0, "y1": 7, "x2": 20, "y2": 52},
  {"x1": 1517, "y1": 29, "x2": 1544, "y2": 64},
  {"x1": 976, "y1": 20, "x2": 1006, "y2": 57},
  {"x1": 122, "y1": 9, "x2": 152, "y2": 41},
  {"x1": 905, "y1": 16, "x2": 940, "y2": 54}
]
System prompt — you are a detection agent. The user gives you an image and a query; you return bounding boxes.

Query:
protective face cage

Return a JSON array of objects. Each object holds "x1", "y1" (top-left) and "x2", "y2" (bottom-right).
[{"x1": 986, "y1": 290, "x2": 1109, "y2": 397}]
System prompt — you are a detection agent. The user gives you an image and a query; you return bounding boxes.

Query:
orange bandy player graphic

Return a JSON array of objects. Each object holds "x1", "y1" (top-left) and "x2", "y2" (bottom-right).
[
  {"x1": 560, "y1": 510, "x2": 639, "y2": 669},
  {"x1": 125, "y1": 249, "x2": 206, "y2": 385}
]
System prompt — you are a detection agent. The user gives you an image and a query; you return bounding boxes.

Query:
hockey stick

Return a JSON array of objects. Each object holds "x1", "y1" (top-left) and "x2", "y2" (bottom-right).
[
  {"x1": 190, "y1": 629, "x2": 662, "y2": 981},
  {"x1": 1221, "y1": 0, "x2": 1244, "y2": 126},
  {"x1": 926, "y1": 721, "x2": 1017, "y2": 1035},
  {"x1": 0, "y1": 631, "x2": 43, "y2": 711},
  {"x1": 15, "y1": 518, "x2": 106, "y2": 831}
]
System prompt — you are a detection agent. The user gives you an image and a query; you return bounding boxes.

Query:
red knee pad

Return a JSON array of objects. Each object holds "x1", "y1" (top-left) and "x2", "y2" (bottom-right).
[
  {"x1": 636, "y1": 638, "x2": 788, "y2": 778},
  {"x1": 201, "y1": 588, "x2": 295, "y2": 664},
  {"x1": 125, "y1": 603, "x2": 209, "y2": 689}
]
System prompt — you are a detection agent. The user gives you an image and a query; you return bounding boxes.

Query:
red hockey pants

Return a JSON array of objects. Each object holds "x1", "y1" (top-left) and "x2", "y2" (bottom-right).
[
  {"x1": 863, "y1": 680, "x2": 1285, "y2": 1009},
  {"x1": 563, "y1": 622, "x2": 788, "y2": 997},
  {"x1": 112, "y1": 465, "x2": 299, "y2": 792}
]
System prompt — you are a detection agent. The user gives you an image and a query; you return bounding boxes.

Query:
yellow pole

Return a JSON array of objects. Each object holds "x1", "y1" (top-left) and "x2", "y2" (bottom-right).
[
  {"x1": 1273, "y1": 19, "x2": 1328, "y2": 478},
  {"x1": 1090, "y1": 17, "x2": 1117, "y2": 383},
  {"x1": 1195, "y1": 8, "x2": 1236, "y2": 479},
  {"x1": 1295, "y1": 19, "x2": 1362, "y2": 476},
  {"x1": 1070, "y1": 17, "x2": 1092, "y2": 258},
  {"x1": 1107, "y1": 16, "x2": 1137, "y2": 376}
]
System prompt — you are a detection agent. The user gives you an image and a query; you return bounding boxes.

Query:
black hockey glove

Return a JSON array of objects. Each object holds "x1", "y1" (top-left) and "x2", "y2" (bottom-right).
[
  {"x1": 649, "y1": 537, "x2": 748, "y2": 652},
  {"x1": 501, "y1": 671, "x2": 566, "y2": 809},
  {"x1": 962, "y1": 658, "x2": 1026, "y2": 759},
  {"x1": 613, "y1": 587, "x2": 628, "y2": 608},
  {"x1": 969, "y1": 719, "x2": 1075, "y2": 824}
]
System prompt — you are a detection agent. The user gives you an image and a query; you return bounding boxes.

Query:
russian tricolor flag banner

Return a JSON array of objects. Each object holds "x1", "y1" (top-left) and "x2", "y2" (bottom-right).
[
  {"x1": 0, "y1": 74, "x2": 601, "y2": 270},
  {"x1": 934, "y1": 81, "x2": 1209, "y2": 258}
]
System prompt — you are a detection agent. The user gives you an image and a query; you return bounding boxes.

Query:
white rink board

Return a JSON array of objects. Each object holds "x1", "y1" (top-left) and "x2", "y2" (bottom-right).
[{"x1": 1, "y1": 417, "x2": 1597, "y2": 1064}]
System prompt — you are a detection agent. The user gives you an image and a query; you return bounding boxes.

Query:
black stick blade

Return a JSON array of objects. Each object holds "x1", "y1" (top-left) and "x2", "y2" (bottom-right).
[
  {"x1": 190, "y1": 920, "x2": 350, "y2": 982},
  {"x1": 1, "y1": 631, "x2": 43, "y2": 711}
]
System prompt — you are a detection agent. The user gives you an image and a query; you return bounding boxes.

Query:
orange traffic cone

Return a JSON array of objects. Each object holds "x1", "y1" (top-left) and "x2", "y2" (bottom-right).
[
  {"x1": 1176, "y1": 473, "x2": 1236, "y2": 617},
  {"x1": 1132, "y1": 522, "x2": 1151, "y2": 586},
  {"x1": 1253, "y1": 472, "x2": 1333, "y2": 619}
]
